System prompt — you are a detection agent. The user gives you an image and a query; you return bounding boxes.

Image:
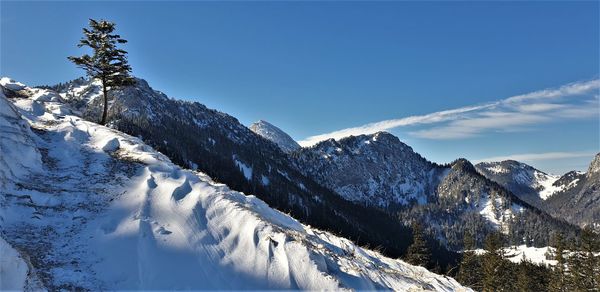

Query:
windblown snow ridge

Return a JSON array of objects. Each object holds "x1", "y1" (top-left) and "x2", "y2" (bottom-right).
[{"x1": 0, "y1": 78, "x2": 468, "y2": 291}]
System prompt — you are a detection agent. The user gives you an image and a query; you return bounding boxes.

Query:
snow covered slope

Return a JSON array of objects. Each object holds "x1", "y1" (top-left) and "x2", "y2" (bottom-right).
[
  {"x1": 471, "y1": 245, "x2": 558, "y2": 266},
  {"x1": 0, "y1": 78, "x2": 468, "y2": 291},
  {"x1": 250, "y1": 120, "x2": 301, "y2": 153},
  {"x1": 475, "y1": 160, "x2": 566, "y2": 206}
]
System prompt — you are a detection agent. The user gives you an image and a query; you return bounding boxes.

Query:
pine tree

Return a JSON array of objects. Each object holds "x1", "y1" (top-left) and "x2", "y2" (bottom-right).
[
  {"x1": 516, "y1": 257, "x2": 533, "y2": 292},
  {"x1": 482, "y1": 232, "x2": 504, "y2": 292},
  {"x1": 577, "y1": 227, "x2": 599, "y2": 291},
  {"x1": 548, "y1": 233, "x2": 569, "y2": 292},
  {"x1": 457, "y1": 232, "x2": 483, "y2": 290},
  {"x1": 405, "y1": 222, "x2": 431, "y2": 267},
  {"x1": 68, "y1": 19, "x2": 135, "y2": 125},
  {"x1": 567, "y1": 236, "x2": 584, "y2": 291}
]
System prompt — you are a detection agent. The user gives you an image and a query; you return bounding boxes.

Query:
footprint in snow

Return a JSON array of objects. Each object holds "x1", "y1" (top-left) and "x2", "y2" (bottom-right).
[{"x1": 156, "y1": 226, "x2": 172, "y2": 235}]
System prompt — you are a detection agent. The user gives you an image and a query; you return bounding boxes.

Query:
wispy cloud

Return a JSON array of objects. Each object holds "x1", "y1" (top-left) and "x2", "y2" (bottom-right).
[
  {"x1": 472, "y1": 151, "x2": 598, "y2": 164},
  {"x1": 298, "y1": 79, "x2": 600, "y2": 146}
]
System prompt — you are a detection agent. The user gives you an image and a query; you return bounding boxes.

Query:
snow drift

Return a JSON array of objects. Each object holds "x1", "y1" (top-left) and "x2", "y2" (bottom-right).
[{"x1": 0, "y1": 78, "x2": 468, "y2": 291}]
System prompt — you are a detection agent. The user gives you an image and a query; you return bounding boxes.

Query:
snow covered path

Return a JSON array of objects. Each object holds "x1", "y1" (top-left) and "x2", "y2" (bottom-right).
[{"x1": 0, "y1": 79, "x2": 468, "y2": 291}]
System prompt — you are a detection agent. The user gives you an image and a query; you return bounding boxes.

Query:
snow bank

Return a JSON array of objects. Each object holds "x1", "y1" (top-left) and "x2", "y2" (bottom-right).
[
  {"x1": 472, "y1": 245, "x2": 557, "y2": 266},
  {"x1": 0, "y1": 87, "x2": 42, "y2": 187},
  {"x1": 0, "y1": 78, "x2": 469, "y2": 291},
  {"x1": 0, "y1": 77, "x2": 26, "y2": 91},
  {"x1": 536, "y1": 172, "x2": 562, "y2": 200},
  {"x1": 0, "y1": 236, "x2": 28, "y2": 290}
]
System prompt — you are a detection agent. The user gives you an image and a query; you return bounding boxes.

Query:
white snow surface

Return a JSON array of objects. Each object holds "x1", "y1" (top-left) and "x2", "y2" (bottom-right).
[
  {"x1": 233, "y1": 155, "x2": 253, "y2": 181},
  {"x1": 536, "y1": 173, "x2": 563, "y2": 200},
  {"x1": 473, "y1": 245, "x2": 600, "y2": 267},
  {"x1": 0, "y1": 236, "x2": 29, "y2": 290},
  {"x1": 477, "y1": 195, "x2": 523, "y2": 233},
  {"x1": 249, "y1": 120, "x2": 301, "y2": 153},
  {"x1": 0, "y1": 85, "x2": 43, "y2": 187},
  {"x1": 473, "y1": 245, "x2": 558, "y2": 266},
  {"x1": 0, "y1": 80, "x2": 468, "y2": 291},
  {"x1": 474, "y1": 245, "x2": 556, "y2": 266}
]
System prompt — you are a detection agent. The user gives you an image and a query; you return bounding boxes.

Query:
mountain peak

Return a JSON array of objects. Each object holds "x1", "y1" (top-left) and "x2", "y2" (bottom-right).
[
  {"x1": 587, "y1": 152, "x2": 600, "y2": 177},
  {"x1": 475, "y1": 159, "x2": 564, "y2": 204},
  {"x1": 295, "y1": 130, "x2": 440, "y2": 208},
  {"x1": 249, "y1": 120, "x2": 301, "y2": 153},
  {"x1": 336, "y1": 131, "x2": 406, "y2": 147},
  {"x1": 452, "y1": 158, "x2": 476, "y2": 172}
]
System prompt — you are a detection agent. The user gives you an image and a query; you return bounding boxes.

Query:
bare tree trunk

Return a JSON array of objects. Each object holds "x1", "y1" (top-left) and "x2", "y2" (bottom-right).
[{"x1": 101, "y1": 77, "x2": 108, "y2": 125}]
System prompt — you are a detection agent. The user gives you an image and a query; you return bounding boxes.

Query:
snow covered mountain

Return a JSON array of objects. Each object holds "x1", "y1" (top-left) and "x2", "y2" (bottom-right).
[
  {"x1": 294, "y1": 132, "x2": 577, "y2": 248},
  {"x1": 0, "y1": 78, "x2": 469, "y2": 290},
  {"x1": 474, "y1": 160, "x2": 567, "y2": 206},
  {"x1": 294, "y1": 132, "x2": 444, "y2": 208},
  {"x1": 474, "y1": 157, "x2": 599, "y2": 228},
  {"x1": 545, "y1": 153, "x2": 600, "y2": 228},
  {"x1": 250, "y1": 120, "x2": 301, "y2": 153}
]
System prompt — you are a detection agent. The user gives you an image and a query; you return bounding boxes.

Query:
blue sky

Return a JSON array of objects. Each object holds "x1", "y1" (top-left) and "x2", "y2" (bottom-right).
[{"x1": 1, "y1": 1, "x2": 598, "y2": 174}]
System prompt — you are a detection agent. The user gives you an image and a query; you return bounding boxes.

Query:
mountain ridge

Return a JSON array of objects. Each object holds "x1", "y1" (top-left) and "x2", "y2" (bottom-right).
[{"x1": 295, "y1": 131, "x2": 578, "y2": 248}]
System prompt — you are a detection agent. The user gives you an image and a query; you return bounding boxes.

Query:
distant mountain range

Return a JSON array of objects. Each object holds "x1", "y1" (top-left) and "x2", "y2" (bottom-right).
[
  {"x1": 290, "y1": 131, "x2": 578, "y2": 248},
  {"x1": 253, "y1": 117, "x2": 598, "y2": 230}
]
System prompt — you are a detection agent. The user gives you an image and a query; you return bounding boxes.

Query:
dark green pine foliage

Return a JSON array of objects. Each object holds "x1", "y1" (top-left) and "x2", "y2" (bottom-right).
[
  {"x1": 548, "y1": 233, "x2": 569, "y2": 292},
  {"x1": 68, "y1": 19, "x2": 135, "y2": 125},
  {"x1": 570, "y1": 227, "x2": 599, "y2": 291},
  {"x1": 482, "y1": 232, "x2": 507, "y2": 292},
  {"x1": 405, "y1": 222, "x2": 431, "y2": 268},
  {"x1": 457, "y1": 232, "x2": 483, "y2": 290},
  {"x1": 515, "y1": 258, "x2": 549, "y2": 292}
]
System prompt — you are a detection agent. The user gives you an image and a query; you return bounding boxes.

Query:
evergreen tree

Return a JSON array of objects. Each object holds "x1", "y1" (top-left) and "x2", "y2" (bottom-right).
[
  {"x1": 482, "y1": 232, "x2": 505, "y2": 292},
  {"x1": 68, "y1": 19, "x2": 135, "y2": 125},
  {"x1": 548, "y1": 233, "x2": 569, "y2": 292},
  {"x1": 457, "y1": 232, "x2": 483, "y2": 290},
  {"x1": 567, "y1": 236, "x2": 584, "y2": 290},
  {"x1": 405, "y1": 222, "x2": 431, "y2": 267},
  {"x1": 517, "y1": 258, "x2": 551, "y2": 292},
  {"x1": 516, "y1": 257, "x2": 533, "y2": 292},
  {"x1": 575, "y1": 227, "x2": 599, "y2": 291}
]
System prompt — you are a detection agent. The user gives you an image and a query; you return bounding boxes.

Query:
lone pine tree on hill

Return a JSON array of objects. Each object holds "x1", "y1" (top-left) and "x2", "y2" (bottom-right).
[{"x1": 68, "y1": 19, "x2": 135, "y2": 125}]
